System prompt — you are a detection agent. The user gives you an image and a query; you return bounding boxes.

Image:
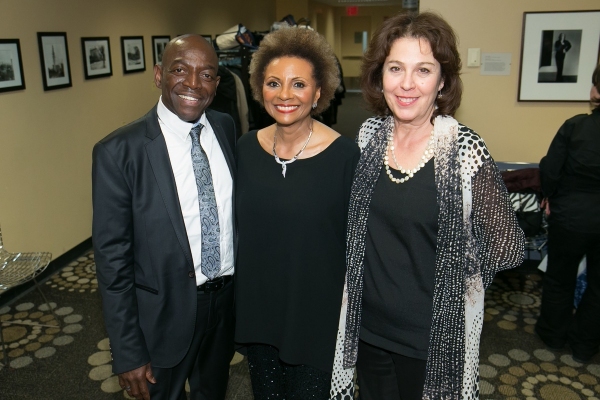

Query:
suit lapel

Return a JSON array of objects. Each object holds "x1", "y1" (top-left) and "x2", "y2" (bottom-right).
[
  {"x1": 206, "y1": 110, "x2": 235, "y2": 179},
  {"x1": 144, "y1": 107, "x2": 194, "y2": 268}
]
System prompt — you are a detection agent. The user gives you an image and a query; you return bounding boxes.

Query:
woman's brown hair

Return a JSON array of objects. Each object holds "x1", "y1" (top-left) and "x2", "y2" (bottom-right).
[
  {"x1": 361, "y1": 11, "x2": 462, "y2": 121},
  {"x1": 592, "y1": 63, "x2": 600, "y2": 107}
]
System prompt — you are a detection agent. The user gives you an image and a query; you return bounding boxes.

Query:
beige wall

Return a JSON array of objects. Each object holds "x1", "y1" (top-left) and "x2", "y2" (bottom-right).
[
  {"x1": 332, "y1": 6, "x2": 404, "y2": 77},
  {"x1": 311, "y1": 2, "x2": 336, "y2": 48},
  {"x1": 0, "y1": 0, "x2": 274, "y2": 257},
  {"x1": 276, "y1": 0, "x2": 309, "y2": 22},
  {"x1": 421, "y1": 0, "x2": 599, "y2": 163}
]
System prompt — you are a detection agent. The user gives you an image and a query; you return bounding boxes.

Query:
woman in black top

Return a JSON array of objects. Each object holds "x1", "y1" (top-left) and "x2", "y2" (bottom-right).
[
  {"x1": 336, "y1": 12, "x2": 523, "y2": 400},
  {"x1": 536, "y1": 63, "x2": 600, "y2": 363},
  {"x1": 234, "y1": 27, "x2": 360, "y2": 399}
]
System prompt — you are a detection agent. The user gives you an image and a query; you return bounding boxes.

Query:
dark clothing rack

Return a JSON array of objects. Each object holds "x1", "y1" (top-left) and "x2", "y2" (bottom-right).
[{"x1": 214, "y1": 46, "x2": 274, "y2": 133}]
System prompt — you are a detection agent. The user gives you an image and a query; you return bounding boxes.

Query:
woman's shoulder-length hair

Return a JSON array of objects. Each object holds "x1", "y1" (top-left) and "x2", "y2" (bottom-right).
[{"x1": 361, "y1": 11, "x2": 463, "y2": 121}]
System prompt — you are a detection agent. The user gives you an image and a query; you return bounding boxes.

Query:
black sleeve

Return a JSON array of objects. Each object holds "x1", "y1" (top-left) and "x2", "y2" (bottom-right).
[
  {"x1": 471, "y1": 158, "x2": 525, "y2": 289},
  {"x1": 539, "y1": 120, "x2": 572, "y2": 198}
]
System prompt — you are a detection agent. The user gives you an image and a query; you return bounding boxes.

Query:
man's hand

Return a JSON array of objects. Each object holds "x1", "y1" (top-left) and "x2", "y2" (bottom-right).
[{"x1": 118, "y1": 362, "x2": 156, "y2": 400}]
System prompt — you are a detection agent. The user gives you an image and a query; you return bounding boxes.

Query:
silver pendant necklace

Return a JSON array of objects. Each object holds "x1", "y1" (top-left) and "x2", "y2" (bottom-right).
[{"x1": 272, "y1": 123, "x2": 313, "y2": 178}]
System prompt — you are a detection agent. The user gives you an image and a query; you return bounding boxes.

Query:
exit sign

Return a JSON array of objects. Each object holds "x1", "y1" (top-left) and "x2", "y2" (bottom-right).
[{"x1": 346, "y1": 6, "x2": 358, "y2": 16}]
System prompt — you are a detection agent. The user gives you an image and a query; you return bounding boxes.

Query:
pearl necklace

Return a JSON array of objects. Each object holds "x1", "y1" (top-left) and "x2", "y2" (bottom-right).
[
  {"x1": 273, "y1": 123, "x2": 313, "y2": 178},
  {"x1": 384, "y1": 128, "x2": 435, "y2": 184}
]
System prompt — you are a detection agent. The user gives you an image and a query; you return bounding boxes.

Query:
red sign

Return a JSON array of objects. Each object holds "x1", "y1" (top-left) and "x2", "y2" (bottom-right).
[{"x1": 346, "y1": 6, "x2": 358, "y2": 16}]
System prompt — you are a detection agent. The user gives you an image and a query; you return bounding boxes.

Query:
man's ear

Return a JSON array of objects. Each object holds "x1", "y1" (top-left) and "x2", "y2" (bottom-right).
[{"x1": 154, "y1": 64, "x2": 163, "y2": 89}]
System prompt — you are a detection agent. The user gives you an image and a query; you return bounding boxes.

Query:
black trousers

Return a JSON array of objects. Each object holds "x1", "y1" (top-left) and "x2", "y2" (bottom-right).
[
  {"x1": 148, "y1": 280, "x2": 235, "y2": 400},
  {"x1": 356, "y1": 340, "x2": 426, "y2": 400},
  {"x1": 536, "y1": 225, "x2": 600, "y2": 359}
]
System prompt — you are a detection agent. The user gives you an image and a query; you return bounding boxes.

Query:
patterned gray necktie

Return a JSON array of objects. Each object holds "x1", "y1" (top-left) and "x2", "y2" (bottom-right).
[{"x1": 190, "y1": 123, "x2": 220, "y2": 280}]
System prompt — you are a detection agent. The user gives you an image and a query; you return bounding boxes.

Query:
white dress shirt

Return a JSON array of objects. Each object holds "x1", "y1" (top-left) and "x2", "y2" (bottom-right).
[{"x1": 157, "y1": 97, "x2": 234, "y2": 285}]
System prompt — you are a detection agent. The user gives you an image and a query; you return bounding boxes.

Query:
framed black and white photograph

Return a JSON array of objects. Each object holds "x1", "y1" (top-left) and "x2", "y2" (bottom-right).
[
  {"x1": 81, "y1": 37, "x2": 112, "y2": 79},
  {"x1": 37, "y1": 32, "x2": 72, "y2": 91},
  {"x1": 518, "y1": 10, "x2": 600, "y2": 102},
  {"x1": 121, "y1": 36, "x2": 145, "y2": 74},
  {"x1": 201, "y1": 35, "x2": 213, "y2": 47},
  {"x1": 0, "y1": 39, "x2": 26, "y2": 93},
  {"x1": 152, "y1": 36, "x2": 170, "y2": 66}
]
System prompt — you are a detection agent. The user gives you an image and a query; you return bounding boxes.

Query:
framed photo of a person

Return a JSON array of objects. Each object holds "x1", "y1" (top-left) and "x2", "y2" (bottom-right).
[
  {"x1": 81, "y1": 37, "x2": 112, "y2": 80},
  {"x1": 121, "y1": 36, "x2": 145, "y2": 74},
  {"x1": 152, "y1": 36, "x2": 170, "y2": 66},
  {"x1": 37, "y1": 32, "x2": 72, "y2": 91},
  {"x1": 518, "y1": 10, "x2": 600, "y2": 102},
  {"x1": 0, "y1": 39, "x2": 26, "y2": 93}
]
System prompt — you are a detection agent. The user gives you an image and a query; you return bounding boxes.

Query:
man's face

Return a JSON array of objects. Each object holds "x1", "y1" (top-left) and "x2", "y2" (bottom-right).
[{"x1": 154, "y1": 36, "x2": 220, "y2": 123}]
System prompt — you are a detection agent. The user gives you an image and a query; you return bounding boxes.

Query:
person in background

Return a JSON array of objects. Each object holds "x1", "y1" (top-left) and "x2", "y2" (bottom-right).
[
  {"x1": 554, "y1": 33, "x2": 572, "y2": 82},
  {"x1": 536, "y1": 63, "x2": 600, "y2": 363},
  {"x1": 93, "y1": 35, "x2": 236, "y2": 400},
  {"x1": 337, "y1": 11, "x2": 524, "y2": 399},
  {"x1": 234, "y1": 27, "x2": 360, "y2": 399}
]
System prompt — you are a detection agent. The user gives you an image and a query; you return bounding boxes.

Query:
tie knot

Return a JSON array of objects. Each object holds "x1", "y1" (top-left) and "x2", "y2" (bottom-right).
[{"x1": 190, "y1": 123, "x2": 204, "y2": 141}]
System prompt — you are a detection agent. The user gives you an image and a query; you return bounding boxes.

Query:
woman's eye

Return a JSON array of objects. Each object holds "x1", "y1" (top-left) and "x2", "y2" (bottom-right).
[
  {"x1": 293, "y1": 82, "x2": 305, "y2": 88},
  {"x1": 418, "y1": 68, "x2": 431, "y2": 74},
  {"x1": 266, "y1": 81, "x2": 279, "y2": 88}
]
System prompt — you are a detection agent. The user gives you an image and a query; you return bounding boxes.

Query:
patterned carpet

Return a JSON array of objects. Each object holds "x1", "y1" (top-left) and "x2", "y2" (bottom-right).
[
  {"x1": 479, "y1": 263, "x2": 600, "y2": 399},
  {"x1": 0, "y1": 251, "x2": 598, "y2": 399}
]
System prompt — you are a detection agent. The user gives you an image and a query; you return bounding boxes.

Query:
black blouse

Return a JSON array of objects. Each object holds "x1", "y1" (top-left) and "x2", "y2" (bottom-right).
[
  {"x1": 361, "y1": 159, "x2": 438, "y2": 360},
  {"x1": 540, "y1": 107, "x2": 600, "y2": 233},
  {"x1": 235, "y1": 130, "x2": 360, "y2": 371}
]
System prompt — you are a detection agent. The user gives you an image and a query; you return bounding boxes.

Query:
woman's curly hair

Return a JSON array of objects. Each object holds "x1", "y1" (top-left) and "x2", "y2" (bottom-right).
[{"x1": 249, "y1": 27, "x2": 340, "y2": 115}]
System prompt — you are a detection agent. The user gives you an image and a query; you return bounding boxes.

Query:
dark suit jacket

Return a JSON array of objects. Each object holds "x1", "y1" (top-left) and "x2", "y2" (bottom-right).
[{"x1": 92, "y1": 106, "x2": 236, "y2": 374}]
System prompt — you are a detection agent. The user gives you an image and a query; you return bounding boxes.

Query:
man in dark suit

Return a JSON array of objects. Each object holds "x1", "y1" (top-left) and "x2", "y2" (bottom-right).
[
  {"x1": 554, "y1": 33, "x2": 572, "y2": 82},
  {"x1": 92, "y1": 34, "x2": 236, "y2": 400}
]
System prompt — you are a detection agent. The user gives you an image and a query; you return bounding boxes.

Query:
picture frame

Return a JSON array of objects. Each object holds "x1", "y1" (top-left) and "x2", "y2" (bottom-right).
[
  {"x1": 37, "y1": 32, "x2": 72, "y2": 91},
  {"x1": 0, "y1": 39, "x2": 26, "y2": 93},
  {"x1": 201, "y1": 35, "x2": 213, "y2": 48},
  {"x1": 121, "y1": 36, "x2": 145, "y2": 74},
  {"x1": 518, "y1": 10, "x2": 600, "y2": 102},
  {"x1": 151, "y1": 36, "x2": 170, "y2": 66},
  {"x1": 81, "y1": 37, "x2": 112, "y2": 80}
]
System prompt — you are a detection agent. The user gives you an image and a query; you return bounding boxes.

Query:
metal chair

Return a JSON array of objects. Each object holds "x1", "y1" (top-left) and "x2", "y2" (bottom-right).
[{"x1": 0, "y1": 225, "x2": 58, "y2": 367}]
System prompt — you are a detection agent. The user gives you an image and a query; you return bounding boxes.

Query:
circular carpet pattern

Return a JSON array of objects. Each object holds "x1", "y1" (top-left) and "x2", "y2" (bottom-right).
[
  {"x1": 485, "y1": 270, "x2": 542, "y2": 334},
  {"x1": 88, "y1": 337, "x2": 245, "y2": 397},
  {"x1": 480, "y1": 346, "x2": 600, "y2": 399},
  {"x1": 46, "y1": 252, "x2": 97, "y2": 293},
  {"x1": 0, "y1": 301, "x2": 83, "y2": 369}
]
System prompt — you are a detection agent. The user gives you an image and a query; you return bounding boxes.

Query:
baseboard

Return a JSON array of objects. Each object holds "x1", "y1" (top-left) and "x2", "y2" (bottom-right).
[{"x1": 0, "y1": 237, "x2": 93, "y2": 309}]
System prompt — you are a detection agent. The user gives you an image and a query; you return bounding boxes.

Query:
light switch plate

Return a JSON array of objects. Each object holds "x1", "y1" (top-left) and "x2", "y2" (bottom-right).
[{"x1": 467, "y1": 48, "x2": 481, "y2": 67}]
